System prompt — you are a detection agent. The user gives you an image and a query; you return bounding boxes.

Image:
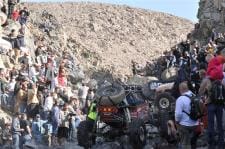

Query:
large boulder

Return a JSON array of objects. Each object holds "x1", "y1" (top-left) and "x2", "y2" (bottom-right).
[
  {"x1": 196, "y1": 0, "x2": 225, "y2": 43},
  {"x1": 67, "y1": 68, "x2": 85, "y2": 84}
]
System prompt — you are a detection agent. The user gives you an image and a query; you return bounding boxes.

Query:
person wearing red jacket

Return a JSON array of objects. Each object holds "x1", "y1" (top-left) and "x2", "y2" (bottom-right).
[
  {"x1": 206, "y1": 55, "x2": 225, "y2": 80},
  {"x1": 11, "y1": 8, "x2": 20, "y2": 21},
  {"x1": 205, "y1": 54, "x2": 225, "y2": 149}
]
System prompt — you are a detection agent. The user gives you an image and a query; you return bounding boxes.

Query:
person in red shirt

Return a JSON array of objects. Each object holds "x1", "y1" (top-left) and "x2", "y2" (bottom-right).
[
  {"x1": 11, "y1": 7, "x2": 20, "y2": 21},
  {"x1": 207, "y1": 55, "x2": 225, "y2": 80}
]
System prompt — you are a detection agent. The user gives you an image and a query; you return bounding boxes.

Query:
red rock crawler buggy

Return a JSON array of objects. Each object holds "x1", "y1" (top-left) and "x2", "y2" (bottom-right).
[{"x1": 77, "y1": 84, "x2": 151, "y2": 149}]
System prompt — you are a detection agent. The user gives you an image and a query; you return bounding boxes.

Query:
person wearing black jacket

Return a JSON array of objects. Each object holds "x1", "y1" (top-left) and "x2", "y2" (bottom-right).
[
  {"x1": 8, "y1": 0, "x2": 19, "y2": 18},
  {"x1": 19, "y1": 7, "x2": 29, "y2": 25}
]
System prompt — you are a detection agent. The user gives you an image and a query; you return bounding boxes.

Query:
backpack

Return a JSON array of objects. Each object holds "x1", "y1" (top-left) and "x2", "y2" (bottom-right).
[
  {"x1": 182, "y1": 94, "x2": 204, "y2": 121},
  {"x1": 210, "y1": 80, "x2": 225, "y2": 105}
]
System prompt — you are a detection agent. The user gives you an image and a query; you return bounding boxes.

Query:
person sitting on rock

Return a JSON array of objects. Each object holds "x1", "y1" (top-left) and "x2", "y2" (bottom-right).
[
  {"x1": 18, "y1": 52, "x2": 32, "y2": 65},
  {"x1": 2, "y1": 123, "x2": 12, "y2": 147}
]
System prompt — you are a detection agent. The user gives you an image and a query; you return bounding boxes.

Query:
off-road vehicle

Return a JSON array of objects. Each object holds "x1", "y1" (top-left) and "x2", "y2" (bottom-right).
[{"x1": 77, "y1": 84, "x2": 151, "y2": 149}]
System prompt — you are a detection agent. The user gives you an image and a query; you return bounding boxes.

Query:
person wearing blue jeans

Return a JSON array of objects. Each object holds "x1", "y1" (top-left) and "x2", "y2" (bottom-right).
[
  {"x1": 12, "y1": 112, "x2": 24, "y2": 149},
  {"x1": 32, "y1": 114, "x2": 47, "y2": 144},
  {"x1": 12, "y1": 134, "x2": 20, "y2": 149},
  {"x1": 207, "y1": 103, "x2": 224, "y2": 149},
  {"x1": 20, "y1": 113, "x2": 32, "y2": 148},
  {"x1": 68, "y1": 116, "x2": 81, "y2": 141},
  {"x1": 198, "y1": 73, "x2": 225, "y2": 149},
  {"x1": 1, "y1": 93, "x2": 8, "y2": 109}
]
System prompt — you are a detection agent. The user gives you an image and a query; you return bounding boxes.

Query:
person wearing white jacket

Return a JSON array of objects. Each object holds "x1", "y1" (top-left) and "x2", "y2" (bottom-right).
[{"x1": 43, "y1": 92, "x2": 54, "y2": 120}]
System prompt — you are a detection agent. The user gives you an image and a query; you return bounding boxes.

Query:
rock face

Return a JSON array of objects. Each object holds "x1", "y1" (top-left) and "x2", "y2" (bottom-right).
[
  {"x1": 26, "y1": 2, "x2": 194, "y2": 80},
  {"x1": 196, "y1": 0, "x2": 225, "y2": 42}
]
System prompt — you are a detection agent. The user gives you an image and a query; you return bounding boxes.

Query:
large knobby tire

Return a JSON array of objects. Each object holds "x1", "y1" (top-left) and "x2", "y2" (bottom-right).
[
  {"x1": 77, "y1": 120, "x2": 95, "y2": 149},
  {"x1": 158, "y1": 110, "x2": 178, "y2": 144},
  {"x1": 129, "y1": 119, "x2": 147, "y2": 149},
  {"x1": 155, "y1": 92, "x2": 175, "y2": 111},
  {"x1": 95, "y1": 84, "x2": 125, "y2": 105},
  {"x1": 158, "y1": 110, "x2": 170, "y2": 138}
]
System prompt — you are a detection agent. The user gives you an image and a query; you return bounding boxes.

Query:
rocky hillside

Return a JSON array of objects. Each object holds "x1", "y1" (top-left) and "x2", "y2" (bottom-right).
[
  {"x1": 26, "y1": 2, "x2": 194, "y2": 80},
  {"x1": 195, "y1": 0, "x2": 225, "y2": 43}
]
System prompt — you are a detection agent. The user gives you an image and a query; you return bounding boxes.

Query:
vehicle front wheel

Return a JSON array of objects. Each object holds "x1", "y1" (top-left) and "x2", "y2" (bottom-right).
[
  {"x1": 155, "y1": 92, "x2": 175, "y2": 111},
  {"x1": 77, "y1": 120, "x2": 95, "y2": 149},
  {"x1": 128, "y1": 119, "x2": 147, "y2": 149}
]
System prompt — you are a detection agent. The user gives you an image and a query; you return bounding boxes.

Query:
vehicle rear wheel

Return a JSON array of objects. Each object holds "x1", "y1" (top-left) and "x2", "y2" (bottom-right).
[
  {"x1": 155, "y1": 92, "x2": 175, "y2": 111},
  {"x1": 77, "y1": 120, "x2": 95, "y2": 149},
  {"x1": 128, "y1": 119, "x2": 147, "y2": 149}
]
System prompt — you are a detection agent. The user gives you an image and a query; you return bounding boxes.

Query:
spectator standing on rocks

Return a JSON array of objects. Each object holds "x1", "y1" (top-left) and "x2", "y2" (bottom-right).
[
  {"x1": 58, "y1": 103, "x2": 70, "y2": 145},
  {"x1": 2, "y1": 123, "x2": 13, "y2": 148},
  {"x1": 27, "y1": 83, "x2": 39, "y2": 119},
  {"x1": 14, "y1": 79, "x2": 28, "y2": 113},
  {"x1": 67, "y1": 97, "x2": 80, "y2": 142},
  {"x1": 31, "y1": 114, "x2": 47, "y2": 144},
  {"x1": 84, "y1": 89, "x2": 95, "y2": 113},
  {"x1": 12, "y1": 7, "x2": 20, "y2": 21},
  {"x1": 9, "y1": 66, "x2": 19, "y2": 79},
  {"x1": 12, "y1": 112, "x2": 24, "y2": 149},
  {"x1": 8, "y1": 29, "x2": 20, "y2": 64},
  {"x1": 175, "y1": 82, "x2": 199, "y2": 149},
  {"x1": 28, "y1": 64, "x2": 39, "y2": 83},
  {"x1": 211, "y1": 28, "x2": 218, "y2": 41},
  {"x1": 8, "y1": 0, "x2": 18, "y2": 19},
  {"x1": 42, "y1": 116, "x2": 53, "y2": 147},
  {"x1": 19, "y1": 113, "x2": 32, "y2": 148},
  {"x1": 86, "y1": 89, "x2": 95, "y2": 107},
  {"x1": 43, "y1": 91, "x2": 54, "y2": 120},
  {"x1": 51, "y1": 100, "x2": 60, "y2": 146},
  {"x1": 199, "y1": 54, "x2": 225, "y2": 149},
  {"x1": 19, "y1": 7, "x2": 29, "y2": 25},
  {"x1": 7, "y1": 76, "x2": 16, "y2": 109},
  {"x1": 78, "y1": 83, "x2": 89, "y2": 112},
  {"x1": 57, "y1": 64, "x2": 67, "y2": 88},
  {"x1": 0, "y1": 68, "x2": 6, "y2": 107}
]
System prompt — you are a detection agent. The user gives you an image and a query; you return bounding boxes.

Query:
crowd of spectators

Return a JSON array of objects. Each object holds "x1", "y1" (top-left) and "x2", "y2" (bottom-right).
[
  {"x1": 0, "y1": 0, "x2": 225, "y2": 149},
  {"x1": 0, "y1": 1, "x2": 95, "y2": 148}
]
